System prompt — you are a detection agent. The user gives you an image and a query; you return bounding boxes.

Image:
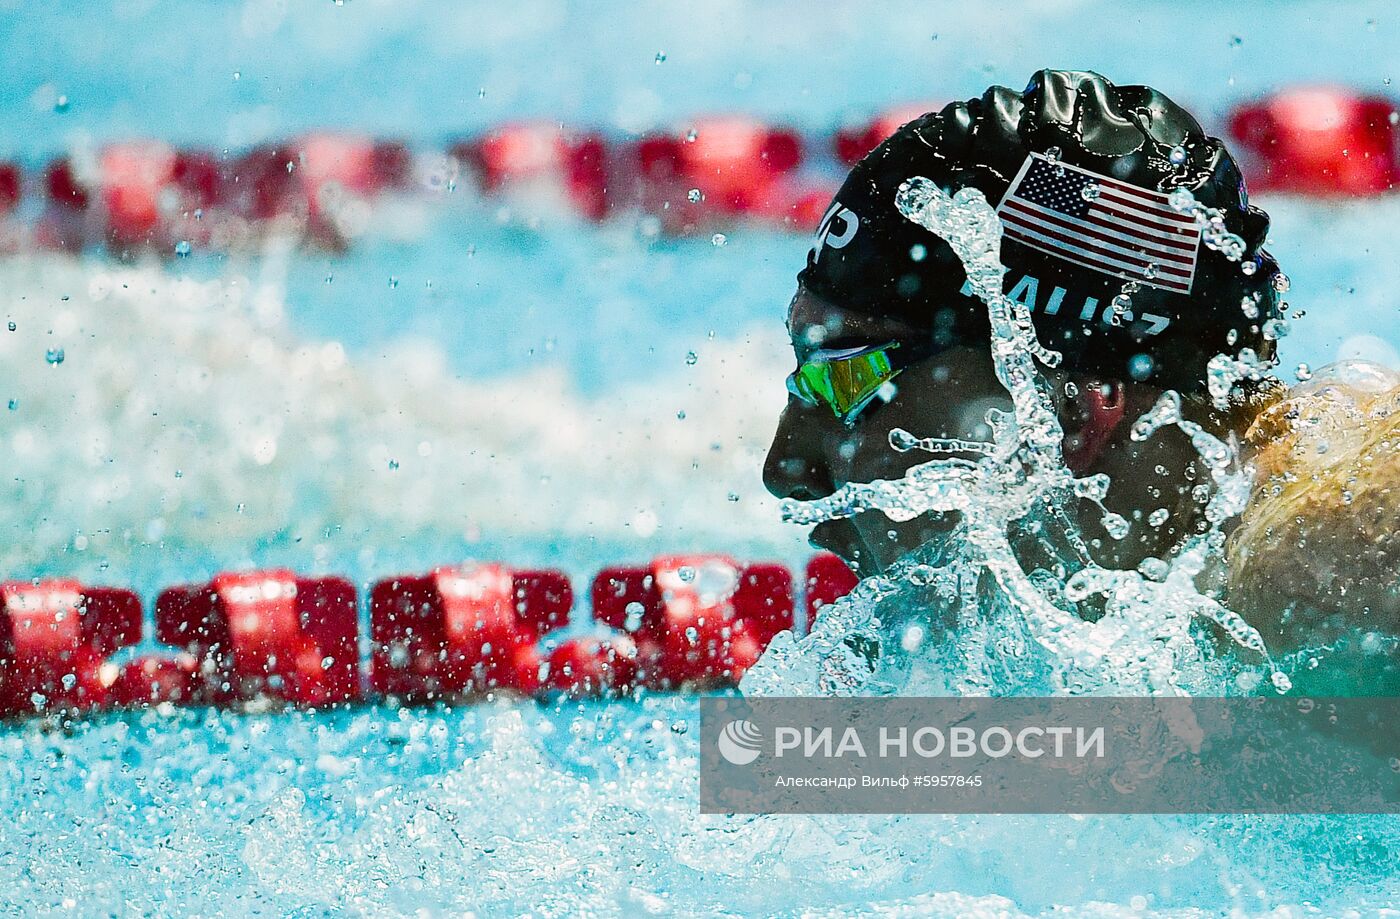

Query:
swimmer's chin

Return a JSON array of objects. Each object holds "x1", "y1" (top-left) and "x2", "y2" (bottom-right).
[{"x1": 808, "y1": 520, "x2": 874, "y2": 574}]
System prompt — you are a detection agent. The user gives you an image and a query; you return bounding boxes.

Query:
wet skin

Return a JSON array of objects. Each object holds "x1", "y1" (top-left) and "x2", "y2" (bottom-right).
[{"x1": 763, "y1": 286, "x2": 1212, "y2": 577}]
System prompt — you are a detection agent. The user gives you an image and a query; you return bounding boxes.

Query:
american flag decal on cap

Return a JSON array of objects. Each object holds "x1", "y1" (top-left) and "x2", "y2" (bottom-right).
[{"x1": 995, "y1": 152, "x2": 1201, "y2": 295}]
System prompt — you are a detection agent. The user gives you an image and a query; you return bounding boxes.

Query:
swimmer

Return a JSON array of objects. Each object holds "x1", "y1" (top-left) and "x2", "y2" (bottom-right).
[{"x1": 763, "y1": 70, "x2": 1394, "y2": 653}]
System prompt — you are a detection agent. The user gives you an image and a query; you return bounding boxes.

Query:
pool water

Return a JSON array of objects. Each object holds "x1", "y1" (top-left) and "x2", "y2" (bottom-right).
[{"x1": 3, "y1": 1, "x2": 1400, "y2": 915}]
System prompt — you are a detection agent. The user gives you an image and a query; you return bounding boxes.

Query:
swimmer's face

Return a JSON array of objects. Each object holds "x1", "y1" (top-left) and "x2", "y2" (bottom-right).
[{"x1": 763, "y1": 286, "x2": 1207, "y2": 576}]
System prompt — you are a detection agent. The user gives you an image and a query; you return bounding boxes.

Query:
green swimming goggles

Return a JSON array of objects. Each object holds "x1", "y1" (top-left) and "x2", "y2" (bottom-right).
[{"x1": 785, "y1": 341, "x2": 910, "y2": 424}]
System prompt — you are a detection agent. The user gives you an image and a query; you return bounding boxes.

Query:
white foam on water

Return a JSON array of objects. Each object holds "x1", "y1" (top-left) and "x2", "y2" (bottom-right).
[
  {"x1": 0, "y1": 255, "x2": 806, "y2": 586},
  {"x1": 3, "y1": 703, "x2": 1396, "y2": 916}
]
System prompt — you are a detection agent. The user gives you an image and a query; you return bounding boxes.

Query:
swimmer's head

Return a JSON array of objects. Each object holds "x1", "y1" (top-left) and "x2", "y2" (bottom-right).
[
  {"x1": 765, "y1": 70, "x2": 1285, "y2": 575},
  {"x1": 801, "y1": 68, "x2": 1284, "y2": 391}
]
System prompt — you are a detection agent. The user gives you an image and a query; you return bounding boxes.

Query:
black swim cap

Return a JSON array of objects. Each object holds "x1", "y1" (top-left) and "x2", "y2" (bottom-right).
[{"x1": 800, "y1": 69, "x2": 1284, "y2": 394}]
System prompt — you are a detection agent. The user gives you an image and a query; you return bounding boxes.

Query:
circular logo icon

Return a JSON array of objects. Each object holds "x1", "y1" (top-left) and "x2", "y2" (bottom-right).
[{"x1": 717, "y1": 719, "x2": 763, "y2": 766}]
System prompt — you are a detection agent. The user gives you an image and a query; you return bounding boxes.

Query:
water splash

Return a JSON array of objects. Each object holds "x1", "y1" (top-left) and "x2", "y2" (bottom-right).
[
  {"x1": 746, "y1": 177, "x2": 1283, "y2": 699},
  {"x1": 1164, "y1": 186, "x2": 1289, "y2": 410}
]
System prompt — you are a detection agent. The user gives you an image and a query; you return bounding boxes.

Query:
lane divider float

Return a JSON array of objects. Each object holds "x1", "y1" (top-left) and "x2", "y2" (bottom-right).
[
  {"x1": 0, "y1": 553, "x2": 858, "y2": 719},
  {"x1": 0, "y1": 87, "x2": 1390, "y2": 256}
]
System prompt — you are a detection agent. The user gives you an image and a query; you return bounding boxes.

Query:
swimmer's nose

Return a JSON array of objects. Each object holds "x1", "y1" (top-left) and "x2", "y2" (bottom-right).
[{"x1": 763, "y1": 401, "x2": 837, "y2": 501}]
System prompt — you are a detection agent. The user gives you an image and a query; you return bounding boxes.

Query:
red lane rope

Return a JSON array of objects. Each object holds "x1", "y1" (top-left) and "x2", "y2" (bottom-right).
[
  {"x1": 0, "y1": 554, "x2": 860, "y2": 719},
  {"x1": 0, "y1": 86, "x2": 1393, "y2": 257}
]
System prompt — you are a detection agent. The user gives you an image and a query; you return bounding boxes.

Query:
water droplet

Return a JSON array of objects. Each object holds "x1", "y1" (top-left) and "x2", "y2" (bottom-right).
[
  {"x1": 1148, "y1": 508, "x2": 1170, "y2": 527},
  {"x1": 670, "y1": 720, "x2": 688, "y2": 734},
  {"x1": 174, "y1": 240, "x2": 191, "y2": 258},
  {"x1": 623, "y1": 602, "x2": 646, "y2": 631},
  {"x1": 685, "y1": 351, "x2": 698, "y2": 366},
  {"x1": 1271, "y1": 272, "x2": 1291, "y2": 293},
  {"x1": 1240, "y1": 259, "x2": 1258, "y2": 276},
  {"x1": 677, "y1": 566, "x2": 696, "y2": 583},
  {"x1": 1390, "y1": 111, "x2": 1399, "y2": 126},
  {"x1": 1101, "y1": 513, "x2": 1130, "y2": 540},
  {"x1": 710, "y1": 233, "x2": 727, "y2": 247},
  {"x1": 687, "y1": 188, "x2": 703, "y2": 204},
  {"x1": 1166, "y1": 187, "x2": 1195, "y2": 213},
  {"x1": 1141, "y1": 264, "x2": 1158, "y2": 280},
  {"x1": 477, "y1": 87, "x2": 486, "y2": 99},
  {"x1": 6, "y1": 322, "x2": 14, "y2": 332},
  {"x1": 45, "y1": 347, "x2": 64, "y2": 366},
  {"x1": 1080, "y1": 183, "x2": 1101, "y2": 202},
  {"x1": 655, "y1": 51, "x2": 667, "y2": 64},
  {"x1": 6, "y1": 400, "x2": 16, "y2": 411},
  {"x1": 1043, "y1": 146, "x2": 1062, "y2": 162},
  {"x1": 1168, "y1": 144, "x2": 1188, "y2": 165},
  {"x1": 909, "y1": 244, "x2": 927, "y2": 262},
  {"x1": 726, "y1": 492, "x2": 740, "y2": 502},
  {"x1": 388, "y1": 276, "x2": 399, "y2": 289},
  {"x1": 1295, "y1": 362, "x2": 1313, "y2": 381},
  {"x1": 1240, "y1": 295, "x2": 1260, "y2": 319},
  {"x1": 53, "y1": 95, "x2": 69, "y2": 114},
  {"x1": 685, "y1": 129, "x2": 698, "y2": 142},
  {"x1": 388, "y1": 459, "x2": 399, "y2": 470},
  {"x1": 1138, "y1": 558, "x2": 1170, "y2": 582},
  {"x1": 888, "y1": 429, "x2": 920, "y2": 452},
  {"x1": 676, "y1": 409, "x2": 686, "y2": 420},
  {"x1": 1127, "y1": 353, "x2": 1155, "y2": 381},
  {"x1": 908, "y1": 564, "x2": 937, "y2": 586},
  {"x1": 684, "y1": 626, "x2": 699, "y2": 644}
]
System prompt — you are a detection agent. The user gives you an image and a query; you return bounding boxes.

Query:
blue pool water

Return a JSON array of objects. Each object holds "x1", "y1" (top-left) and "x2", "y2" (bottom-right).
[{"x1": 3, "y1": 1, "x2": 1400, "y2": 915}]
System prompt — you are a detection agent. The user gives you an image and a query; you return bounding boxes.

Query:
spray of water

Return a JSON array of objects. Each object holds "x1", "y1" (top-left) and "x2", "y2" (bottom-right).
[{"x1": 744, "y1": 179, "x2": 1288, "y2": 698}]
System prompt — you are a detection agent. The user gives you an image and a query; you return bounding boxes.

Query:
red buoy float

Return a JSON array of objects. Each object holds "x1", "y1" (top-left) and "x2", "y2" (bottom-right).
[
  {"x1": 0, "y1": 162, "x2": 21, "y2": 216},
  {"x1": 833, "y1": 103, "x2": 937, "y2": 166},
  {"x1": 100, "y1": 141, "x2": 179, "y2": 250},
  {"x1": 1228, "y1": 87, "x2": 1399, "y2": 195},
  {"x1": 544, "y1": 635, "x2": 640, "y2": 698},
  {"x1": 156, "y1": 570, "x2": 360, "y2": 707},
  {"x1": 369, "y1": 564, "x2": 571, "y2": 700},
  {"x1": 0, "y1": 580, "x2": 142, "y2": 715},
  {"x1": 591, "y1": 555, "x2": 793, "y2": 688},
  {"x1": 804, "y1": 552, "x2": 859, "y2": 622},
  {"x1": 455, "y1": 122, "x2": 611, "y2": 221},
  {"x1": 106, "y1": 654, "x2": 207, "y2": 708},
  {"x1": 629, "y1": 117, "x2": 804, "y2": 232}
]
